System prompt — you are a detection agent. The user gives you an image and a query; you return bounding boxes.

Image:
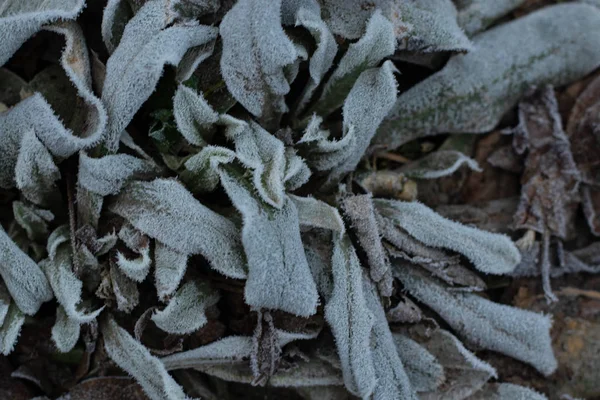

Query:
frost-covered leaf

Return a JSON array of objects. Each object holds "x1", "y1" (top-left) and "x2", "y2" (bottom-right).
[
  {"x1": 466, "y1": 383, "x2": 547, "y2": 400},
  {"x1": 102, "y1": 0, "x2": 218, "y2": 152},
  {"x1": 318, "y1": 0, "x2": 390, "y2": 39},
  {"x1": 101, "y1": 0, "x2": 133, "y2": 54},
  {"x1": 182, "y1": 146, "x2": 236, "y2": 193},
  {"x1": 375, "y1": 199, "x2": 521, "y2": 275},
  {"x1": 173, "y1": 84, "x2": 219, "y2": 146},
  {"x1": 151, "y1": 281, "x2": 219, "y2": 335},
  {"x1": 312, "y1": 11, "x2": 395, "y2": 117},
  {"x1": 219, "y1": 0, "x2": 296, "y2": 129},
  {"x1": 363, "y1": 274, "x2": 417, "y2": 399},
  {"x1": 109, "y1": 260, "x2": 140, "y2": 313},
  {"x1": 324, "y1": 235, "x2": 376, "y2": 398},
  {"x1": 512, "y1": 241, "x2": 600, "y2": 278},
  {"x1": 0, "y1": 225, "x2": 52, "y2": 315},
  {"x1": 0, "y1": 282, "x2": 10, "y2": 327},
  {"x1": 223, "y1": 118, "x2": 287, "y2": 208},
  {"x1": 413, "y1": 328, "x2": 497, "y2": 400},
  {"x1": 115, "y1": 245, "x2": 151, "y2": 283},
  {"x1": 282, "y1": 0, "x2": 338, "y2": 115},
  {"x1": 392, "y1": 334, "x2": 444, "y2": 393},
  {"x1": 283, "y1": 148, "x2": 311, "y2": 191},
  {"x1": 78, "y1": 152, "x2": 159, "y2": 197},
  {"x1": 291, "y1": 195, "x2": 345, "y2": 234},
  {"x1": 386, "y1": 295, "x2": 422, "y2": 323},
  {"x1": 456, "y1": 0, "x2": 527, "y2": 36},
  {"x1": 51, "y1": 305, "x2": 80, "y2": 353},
  {"x1": 375, "y1": 3, "x2": 600, "y2": 150},
  {"x1": 296, "y1": 386, "x2": 350, "y2": 400},
  {"x1": 102, "y1": 316, "x2": 191, "y2": 400},
  {"x1": 396, "y1": 267, "x2": 557, "y2": 375},
  {"x1": 15, "y1": 129, "x2": 60, "y2": 206},
  {"x1": 154, "y1": 242, "x2": 189, "y2": 302},
  {"x1": 399, "y1": 150, "x2": 481, "y2": 179},
  {"x1": 341, "y1": 195, "x2": 393, "y2": 296},
  {"x1": 40, "y1": 226, "x2": 103, "y2": 323},
  {"x1": 511, "y1": 86, "x2": 580, "y2": 239},
  {"x1": 0, "y1": 303, "x2": 25, "y2": 355},
  {"x1": 108, "y1": 179, "x2": 246, "y2": 279},
  {"x1": 12, "y1": 201, "x2": 53, "y2": 243},
  {"x1": 0, "y1": 0, "x2": 85, "y2": 65},
  {"x1": 302, "y1": 231, "x2": 334, "y2": 298},
  {"x1": 394, "y1": 0, "x2": 472, "y2": 53},
  {"x1": 250, "y1": 310, "x2": 280, "y2": 386},
  {"x1": 328, "y1": 60, "x2": 397, "y2": 181},
  {"x1": 219, "y1": 167, "x2": 318, "y2": 316}
]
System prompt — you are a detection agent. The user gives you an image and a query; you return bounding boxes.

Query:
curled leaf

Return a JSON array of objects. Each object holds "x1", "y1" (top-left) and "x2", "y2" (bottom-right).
[
  {"x1": 154, "y1": 242, "x2": 189, "y2": 302},
  {"x1": 456, "y1": 0, "x2": 527, "y2": 36},
  {"x1": 173, "y1": 84, "x2": 218, "y2": 146},
  {"x1": 399, "y1": 150, "x2": 481, "y2": 180},
  {"x1": 51, "y1": 305, "x2": 80, "y2": 352},
  {"x1": 393, "y1": 333, "x2": 444, "y2": 393}
]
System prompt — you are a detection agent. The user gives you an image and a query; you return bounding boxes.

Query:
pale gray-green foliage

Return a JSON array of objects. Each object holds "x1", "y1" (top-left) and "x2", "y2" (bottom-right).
[
  {"x1": 108, "y1": 178, "x2": 247, "y2": 279},
  {"x1": 12, "y1": 201, "x2": 53, "y2": 243},
  {"x1": 102, "y1": 0, "x2": 218, "y2": 152},
  {"x1": 183, "y1": 145, "x2": 236, "y2": 193},
  {"x1": 456, "y1": 0, "x2": 527, "y2": 36},
  {"x1": 419, "y1": 328, "x2": 497, "y2": 399},
  {"x1": 0, "y1": 282, "x2": 10, "y2": 327},
  {"x1": 375, "y1": 3, "x2": 600, "y2": 150},
  {"x1": 101, "y1": 0, "x2": 132, "y2": 53},
  {"x1": 51, "y1": 305, "x2": 80, "y2": 352},
  {"x1": 282, "y1": 0, "x2": 338, "y2": 115},
  {"x1": 154, "y1": 242, "x2": 189, "y2": 301},
  {"x1": 397, "y1": 268, "x2": 557, "y2": 376},
  {"x1": 0, "y1": 225, "x2": 52, "y2": 315},
  {"x1": 15, "y1": 129, "x2": 60, "y2": 206},
  {"x1": 328, "y1": 60, "x2": 397, "y2": 181},
  {"x1": 223, "y1": 118, "x2": 288, "y2": 208},
  {"x1": 291, "y1": 195, "x2": 345, "y2": 234},
  {"x1": 298, "y1": 115, "x2": 357, "y2": 171},
  {"x1": 392, "y1": 334, "x2": 444, "y2": 393},
  {"x1": 162, "y1": 335, "x2": 254, "y2": 370},
  {"x1": 103, "y1": 316, "x2": 191, "y2": 400},
  {"x1": 375, "y1": 199, "x2": 521, "y2": 275},
  {"x1": 296, "y1": 386, "x2": 350, "y2": 400},
  {"x1": 284, "y1": 41, "x2": 308, "y2": 86},
  {"x1": 302, "y1": 231, "x2": 334, "y2": 297},
  {"x1": 219, "y1": 0, "x2": 296, "y2": 126},
  {"x1": 109, "y1": 262, "x2": 140, "y2": 312},
  {"x1": 115, "y1": 245, "x2": 151, "y2": 283},
  {"x1": 0, "y1": 0, "x2": 85, "y2": 65},
  {"x1": 78, "y1": 152, "x2": 159, "y2": 196},
  {"x1": 219, "y1": 167, "x2": 319, "y2": 317},
  {"x1": 394, "y1": 0, "x2": 472, "y2": 53},
  {"x1": 363, "y1": 274, "x2": 416, "y2": 400},
  {"x1": 283, "y1": 148, "x2": 312, "y2": 191},
  {"x1": 76, "y1": 185, "x2": 104, "y2": 230},
  {"x1": 40, "y1": 226, "x2": 104, "y2": 323},
  {"x1": 151, "y1": 280, "x2": 219, "y2": 335},
  {"x1": 0, "y1": 302, "x2": 25, "y2": 355},
  {"x1": 341, "y1": 195, "x2": 392, "y2": 296},
  {"x1": 399, "y1": 150, "x2": 481, "y2": 179},
  {"x1": 173, "y1": 84, "x2": 219, "y2": 146},
  {"x1": 318, "y1": 0, "x2": 391, "y2": 39},
  {"x1": 467, "y1": 383, "x2": 548, "y2": 400},
  {"x1": 324, "y1": 235, "x2": 376, "y2": 398},
  {"x1": 312, "y1": 10, "x2": 395, "y2": 117}
]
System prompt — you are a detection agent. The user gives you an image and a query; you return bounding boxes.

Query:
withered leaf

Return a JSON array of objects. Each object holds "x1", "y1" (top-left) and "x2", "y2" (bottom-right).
[{"x1": 250, "y1": 310, "x2": 281, "y2": 386}]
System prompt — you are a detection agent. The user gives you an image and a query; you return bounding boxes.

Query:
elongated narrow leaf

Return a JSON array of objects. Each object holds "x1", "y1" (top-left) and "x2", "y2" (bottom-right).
[
  {"x1": 375, "y1": 199, "x2": 521, "y2": 275},
  {"x1": 102, "y1": 0, "x2": 218, "y2": 151},
  {"x1": 109, "y1": 179, "x2": 246, "y2": 279},
  {"x1": 325, "y1": 235, "x2": 376, "y2": 398},
  {"x1": 396, "y1": 267, "x2": 557, "y2": 375},
  {"x1": 392, "y1": 334, "x2": 444, "y2": 393},
  {"x1": 219, "y1": 167, "x2": 318, "y2": 316},
  {"x1": 363, "y1": 275, "x2": 417, "y2": 400},
  {"x1": 151, "y1": 281, "x2": 219, "y2": 335},
  {"x1": 456, "y1": 0, "x2": 527, "y2": 36},
  {"x1": 467, "y1": 383, "x2": 547, "y2": 400},
  {"x1": 41, "y1": 227, "x2": 103, "y2": 323},
  {"x1": 173, "y1": 84, "x2": 219, "y2": 146},
  {"x1": 101, "y1": 0, "x2": 133, "y2": 53},
  {"x1": 0, "y1": 0, "x2": 85, "y2": 65},
  {"x1": 154, "y1": 242, "x2": 189, "y2": 302},
  {"x1": 0, "y1": 282, "x2": 10, "y2": 327},
  {"x1": 395, "y1": 0, "x2": 472, "y2": 53},
  {"x1": 220, "y1": 0, "x2": 296, "y2": 128},
  {"x1": 318, "y1": 0, "x2": 390, "y2": 39},
  {"x1": 375, "y1": 3, "x2": 600, "y2": 150},
  {"x1": 399, "y1": 150, "x2": 481, "y2": 179},
  {"x1": 103, "y1": 316, "x2": 190, "y2": 400},
  {"x1": 0, "y1": 226, "x2": 52, "y2": 315},
  {"x1": 79, "y1": 152, "x2": 159, "y2": 196},
  {"x1": 329, "y1": 60, "x2": 397, "y2": 180},
  {"x1": 0, "y1": 302, "x2": 25, "y2": 355},
  {"x1": 15, "y1": 129, "x2": 60, "y2": 206},
  {"x1": 312, "y1": 10, "x2": 395, "y2": 117},
  {"x1": 109, "y1": 261, "x2": 140, "y2": 313},
  {"x1": 12, "y1": 201, "x2": 53, "y2": 243},
  {"x1": 291, "y1": 195, "x2": 345, "y2": 234},
  {"x1": 51, "y1": 305, "x2": 80, "y2": 352}
]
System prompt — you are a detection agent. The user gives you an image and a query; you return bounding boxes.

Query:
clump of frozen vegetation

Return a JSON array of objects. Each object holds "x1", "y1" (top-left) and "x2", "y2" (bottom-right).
[{"x1": 1, "y1": 0, "x2": 599, "y2": 399}]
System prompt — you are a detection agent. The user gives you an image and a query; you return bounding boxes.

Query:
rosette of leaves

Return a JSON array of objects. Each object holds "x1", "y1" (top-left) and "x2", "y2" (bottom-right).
[{"x1": 3, "y1": 0, "x2": 600, "y2": 399}]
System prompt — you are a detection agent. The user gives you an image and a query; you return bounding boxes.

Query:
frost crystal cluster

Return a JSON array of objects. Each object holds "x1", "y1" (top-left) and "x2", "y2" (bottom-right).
[{"x1": 1, "y1": 0, "x2": 599, "y2": 399}]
